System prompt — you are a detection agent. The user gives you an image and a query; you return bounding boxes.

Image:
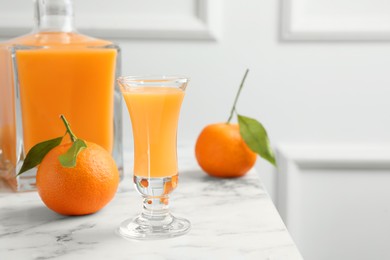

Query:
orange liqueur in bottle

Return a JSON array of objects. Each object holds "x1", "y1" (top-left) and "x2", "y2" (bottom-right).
[{"x1": 0, "y1": 0, "x2": 123, "y2": 191}]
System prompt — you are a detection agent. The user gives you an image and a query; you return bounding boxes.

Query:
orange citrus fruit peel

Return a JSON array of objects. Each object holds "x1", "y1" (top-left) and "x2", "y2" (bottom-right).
[
  {"x1": 37, "y1": 142, "x2": 119, "y2": 215},
  {"x1": 195, "y1": 123, "x2": 257, "y2": 178},
  {"x1": 195, "y1": 69, "x2": 276, "y2": 178},
  {"x1": 18, "y1": 115, "x2": 119, "y2": 215}
]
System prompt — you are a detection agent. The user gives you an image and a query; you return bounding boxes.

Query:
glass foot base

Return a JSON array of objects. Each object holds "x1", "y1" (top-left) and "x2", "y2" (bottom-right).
[{"x1": 118, "y1": 214, "x2": 191, "y2": 240}]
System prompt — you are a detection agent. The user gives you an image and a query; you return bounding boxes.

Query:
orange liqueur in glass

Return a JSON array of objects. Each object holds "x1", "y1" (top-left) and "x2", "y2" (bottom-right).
[{"x1": 118, "y1": 76, "x2": 191, "y2": 240}]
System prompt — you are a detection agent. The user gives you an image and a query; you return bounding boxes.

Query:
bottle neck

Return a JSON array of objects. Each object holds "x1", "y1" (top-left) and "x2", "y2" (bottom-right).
[{"x1": 33, "y1": 0, "x2": 75, "y2": 33}]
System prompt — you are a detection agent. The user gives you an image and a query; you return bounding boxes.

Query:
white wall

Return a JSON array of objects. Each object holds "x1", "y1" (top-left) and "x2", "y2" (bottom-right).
[
  {"x1": 3, "y1": 0, "x2": 390, "y2": 173},
  {"x1": 113, "y1": 0, "x2": 390, "y2": 201},
  {"x1": 276, "y1": 144, "x2": 390, "y2": 260},
  {"x1": 2, "y1": 0, "x2": 390, "y2": 259}
]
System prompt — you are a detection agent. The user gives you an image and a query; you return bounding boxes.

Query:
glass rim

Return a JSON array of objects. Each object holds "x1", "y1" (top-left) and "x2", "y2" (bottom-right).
[{"x1": 117, "y1": 75, "x2": 189, "y2": 88}]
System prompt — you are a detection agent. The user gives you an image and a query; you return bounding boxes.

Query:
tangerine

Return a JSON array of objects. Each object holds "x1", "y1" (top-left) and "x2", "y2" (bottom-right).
[
  {"x1": 195, "y1": 123, "x2": 257, "y2": 178},
  {"x1": 36, "y1": 142, "x2": 119, "y2": 215}
]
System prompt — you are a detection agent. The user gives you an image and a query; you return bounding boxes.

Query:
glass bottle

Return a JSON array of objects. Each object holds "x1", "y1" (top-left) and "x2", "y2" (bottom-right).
[{"x1": 0, "y1": 0, "x2": 123, "y2": 191}]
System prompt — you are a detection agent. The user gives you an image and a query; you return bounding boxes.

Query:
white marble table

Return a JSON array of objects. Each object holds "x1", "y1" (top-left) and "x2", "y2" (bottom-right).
[{"x1": 0, "y1": 146, "x2": 303, "y2": 260}]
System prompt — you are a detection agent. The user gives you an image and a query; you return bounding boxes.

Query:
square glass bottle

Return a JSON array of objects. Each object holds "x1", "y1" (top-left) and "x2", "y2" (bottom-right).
[{"x1": 0, "y1": 0, "x2": 123, "y2": 191}]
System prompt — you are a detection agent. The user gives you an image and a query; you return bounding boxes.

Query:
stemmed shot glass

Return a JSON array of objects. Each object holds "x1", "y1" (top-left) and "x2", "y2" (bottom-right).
[{"x1": 117, "y1": 76, "x2": 190, "y2": 240}]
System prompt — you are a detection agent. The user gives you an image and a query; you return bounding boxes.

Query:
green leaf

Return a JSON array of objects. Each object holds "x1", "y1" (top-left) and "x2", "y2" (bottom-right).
[
  {"x1": 237, "y1": 114, "x2": 277, "y2": 167},
  {"x1": 17, "y1": 136, "x2": 63, "y2": 176},
  {"x1": 58, "y1": 139, "x2": 87, "y2": 168}
]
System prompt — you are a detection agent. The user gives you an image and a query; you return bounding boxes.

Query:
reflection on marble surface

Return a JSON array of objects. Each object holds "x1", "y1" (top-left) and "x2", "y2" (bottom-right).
[{"x1": 0, "y1": 146, "x2": 302, "y2": 260}]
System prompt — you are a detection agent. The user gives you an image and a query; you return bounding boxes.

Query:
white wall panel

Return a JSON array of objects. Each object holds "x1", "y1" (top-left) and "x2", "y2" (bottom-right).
[
  {"x1": 282, "y1": 0, "x2": 390, "y2": 40},
  {"x1": 277, "y1": 144, "x2": 390, "y2": 260},
  {"x1": 0, "y1": 0, "x2": 219, "y2": 40}
]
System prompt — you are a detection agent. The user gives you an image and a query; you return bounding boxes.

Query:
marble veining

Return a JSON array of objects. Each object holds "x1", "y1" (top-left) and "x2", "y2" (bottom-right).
[{"x1": 0, "y1": 145, "x2": 303, "y2": 260}]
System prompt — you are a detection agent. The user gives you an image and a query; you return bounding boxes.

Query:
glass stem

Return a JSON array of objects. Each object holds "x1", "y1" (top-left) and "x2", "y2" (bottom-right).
[{"x1": 141, "y1": 196, "x2": 172, "y2": 225}]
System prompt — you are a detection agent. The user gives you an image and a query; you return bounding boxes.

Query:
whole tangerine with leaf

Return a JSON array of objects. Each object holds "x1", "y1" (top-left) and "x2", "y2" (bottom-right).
[
  {"x1": 195, "y1": 69, "x2": 276, "y2": 178},
  {"x1": 18, "y1": 115, "x2": 119, "y2": 215}
]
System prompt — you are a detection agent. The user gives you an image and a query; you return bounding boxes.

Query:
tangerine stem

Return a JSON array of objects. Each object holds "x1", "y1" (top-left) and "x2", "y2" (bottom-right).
[
  {"x1": 60, "y1": 115, "x2": 77, "y2": 142},
  {"x1": 227, "y1": 69, "x2": 249, "y2": 124}
]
